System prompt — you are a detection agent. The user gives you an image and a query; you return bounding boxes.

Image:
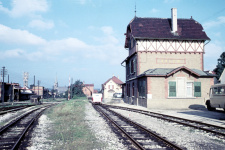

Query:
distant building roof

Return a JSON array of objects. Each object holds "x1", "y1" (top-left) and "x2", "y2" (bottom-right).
[
  {"x1": 138, "y1": 66, "x2": 216, "y2": 78},
  {"x1": 84, "y1": 84, "x2": 94, "y2": 87},
  {"x1": 103, "y1": 76, "x2": 124, "y2": 85},
  {"x1": 125, "y1": 17, "x2": 210, "y2": 48}
]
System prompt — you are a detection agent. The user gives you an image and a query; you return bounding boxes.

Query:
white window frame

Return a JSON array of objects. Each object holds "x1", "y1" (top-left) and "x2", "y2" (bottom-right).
[{"x1": 186, "y1": 81, "x2": 194, "y2": 98}]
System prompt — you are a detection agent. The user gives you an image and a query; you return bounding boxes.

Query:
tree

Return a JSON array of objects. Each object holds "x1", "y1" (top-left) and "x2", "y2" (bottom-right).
[
  {"x1": 214, "y1": 52, "x2": 225, "y2": 80},
  {"x1": 71, "y1": 80, "x2": 85, "y2": 98}
]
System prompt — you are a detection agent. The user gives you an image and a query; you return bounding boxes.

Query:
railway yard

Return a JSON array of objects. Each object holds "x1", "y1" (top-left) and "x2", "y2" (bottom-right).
[{"x1": 0, "y1": 98, "x2": 225, "y2": 149}]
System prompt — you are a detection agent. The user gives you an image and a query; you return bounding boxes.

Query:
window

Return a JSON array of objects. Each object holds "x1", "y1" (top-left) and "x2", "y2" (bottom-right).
[
  {"x1": 130, "y1": 58, "x2": 137, "y2": 74},
  {"x1": 131, "y1": 60, "x2": 134, "y2": 73},
  {"x1": 127, "y1": 84, "x2": 130, "y2": 97},
  {"x1": 186, "y1": 82, "x2": 193, "y2": 97},
  {"x1": 168, "y1": 79, "x2": 201, "y2": 98},
  {"x1": 138, "y1": 80, "x2": 146, "y2": 97},
  {"x1": 212, "y1": 86, "x2": 225, "y2": 95},
  {"x1": 132, "y1": 82, "x2": 134, "y2": 96},
  {"x1": 112, "y1": 85, "x2": 114, "y2": 89}
]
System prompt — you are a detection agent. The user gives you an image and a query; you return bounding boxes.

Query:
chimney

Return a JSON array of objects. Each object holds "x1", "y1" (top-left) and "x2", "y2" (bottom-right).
[{"x1": 171, "y1": 8, "x2": 177, "y2": 33}]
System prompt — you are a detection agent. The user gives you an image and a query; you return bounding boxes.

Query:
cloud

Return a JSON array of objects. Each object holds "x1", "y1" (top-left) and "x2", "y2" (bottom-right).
[
  {"x1": 0, "y1": 24, "x2": 126, "y2": 65},
  {"x1": 0, "y1": 49, "x2": 43, "y2": 61},
  {"x1": 101, "y1": 26, "x2": 114, "y2": 35},
  {"x1": 0, "y1": 0, "x2": 48, "y2": 17},
  {"x1": 92, "y1": 26, "x2": 119, "y2": 44},
  {"x1": 203, "y1": 16, "x2": 225, "y2": 29},
  {"x1": 43, "y1": 38, "x2": 91, "y2": 54},
  {"x1": 0, "y1": 24, "x2": 46, "y2": 45},
  {"x1": 28, "y1": 19, "x2": 54, "y2": 30}
]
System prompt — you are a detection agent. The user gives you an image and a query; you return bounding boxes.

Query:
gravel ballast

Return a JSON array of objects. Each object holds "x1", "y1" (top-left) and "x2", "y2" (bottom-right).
[{"x1": 85, "y1": 102, "x2": 128, "y2": 150}]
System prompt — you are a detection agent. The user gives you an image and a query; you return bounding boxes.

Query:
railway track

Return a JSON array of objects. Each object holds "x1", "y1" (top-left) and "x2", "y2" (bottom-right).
[
  {"x1": 0, "y1": 104, "x2": 54, "y2": 150},
  {"x1": 0, "y1": 105, "x2": 35, "y2": 115},
  {"x1": 104, "y1": 104, "x2": 225, "y2": 139},
  {"x1": 93, "y1": 104, "x2": 183, "y2": 150}
]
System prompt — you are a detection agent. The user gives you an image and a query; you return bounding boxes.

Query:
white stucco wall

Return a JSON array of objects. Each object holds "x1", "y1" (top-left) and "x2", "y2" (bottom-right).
[{"x1": 103, "y1": 79, "x2": 122, "y2": 99}]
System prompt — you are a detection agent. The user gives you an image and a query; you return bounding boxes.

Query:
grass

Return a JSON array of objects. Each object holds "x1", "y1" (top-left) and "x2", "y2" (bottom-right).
[
  {"x1": 41, "y1": 98, "x2": 68, "y2": 102},
  {"x1": 44, "y1": 97, "x2": 104, "y2": 150}
]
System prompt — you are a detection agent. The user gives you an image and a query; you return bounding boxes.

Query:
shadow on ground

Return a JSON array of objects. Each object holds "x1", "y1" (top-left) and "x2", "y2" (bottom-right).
[{"x1": 178, "y1": 104, "x2": 225, "y2": 122}]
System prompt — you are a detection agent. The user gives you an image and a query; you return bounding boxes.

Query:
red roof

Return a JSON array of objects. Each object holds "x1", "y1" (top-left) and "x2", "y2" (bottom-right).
[
  {"x1": 103, "y1": 76, "x2": 124, "y2": 85},
  {"x1": 84, "y1": 84, "x2": 94, "y2": 87},
  {"x1": 125, "y1": 17, "x2": 210, "y2": 48}
]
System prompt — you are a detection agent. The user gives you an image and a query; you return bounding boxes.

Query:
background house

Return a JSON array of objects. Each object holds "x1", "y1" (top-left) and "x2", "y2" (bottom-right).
[
  {"x1": 102, "y1": 76, "x2": 124, "y2": 99},
  {"x1": 122, "y1": 8, "x2": 215, "y2": 109},
  {"x1": 32, "y1": 86, "x2": 44, "y2": 99},
  {"x1": 82, "y1": 84, "x2": 94, "y2": 97}
]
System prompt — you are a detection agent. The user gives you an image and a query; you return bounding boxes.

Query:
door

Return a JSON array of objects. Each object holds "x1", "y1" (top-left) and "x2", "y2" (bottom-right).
[{"x1": 177, "y1": 78, "x2": 185, "y2": 98}]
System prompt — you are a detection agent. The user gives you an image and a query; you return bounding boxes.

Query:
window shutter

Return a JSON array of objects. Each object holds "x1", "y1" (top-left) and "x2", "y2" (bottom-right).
[
  {"x1": 126, "y1": 64, "x2": 128, "y2": 75},
  {"x1": 134, "y1": 59, "x2": 136, "y2": 73},
  {"x1": 169, "y1": 81, "x2": 176, "y2": 97},
  {"x1": 194, "y1": 82, "x2": 201, "y2": 97},
  {"x1": 129, "y1": 61, "x2": 131, "y2": 74},
  {"x1": 143, "y1": 80, "x2": 146, "y2": 96}
]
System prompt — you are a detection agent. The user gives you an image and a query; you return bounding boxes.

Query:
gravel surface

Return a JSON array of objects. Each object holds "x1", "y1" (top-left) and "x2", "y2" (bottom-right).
[
  {"x1": 110, "y1": 106, "x2": 225, "y2": 149},
  {"x1": 26, "y1": 114, "x2": 54, "y2": 150},
  {"x1": 110, "y1": 102, "x2": 225, "y2": 127},
  {"x1": 85, "y1": 102, "x2": 128, "y2": 150},
  {"x1": 0, "y1": 106, "x2": 37, "y2": 128}
]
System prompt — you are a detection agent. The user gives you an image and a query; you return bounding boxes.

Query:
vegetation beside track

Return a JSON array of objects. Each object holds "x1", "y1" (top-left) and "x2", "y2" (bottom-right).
[{"x1": 44, "y1": 97, "x2": 104, "y2": 150}]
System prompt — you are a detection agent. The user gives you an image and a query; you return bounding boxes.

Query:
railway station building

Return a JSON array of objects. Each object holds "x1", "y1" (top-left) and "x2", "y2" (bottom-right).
[
  {"x1": 122, "y1": 8, "x2": 215, "y2": 109},
  {"x1": 82, "y1": 84, "x2": 94, "y2": 97}
]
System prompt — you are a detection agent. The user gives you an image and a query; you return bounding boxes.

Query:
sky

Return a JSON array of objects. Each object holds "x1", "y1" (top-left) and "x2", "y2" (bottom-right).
[{"x1": 0, "y1": 0, "x2": 225, "y2": 89}]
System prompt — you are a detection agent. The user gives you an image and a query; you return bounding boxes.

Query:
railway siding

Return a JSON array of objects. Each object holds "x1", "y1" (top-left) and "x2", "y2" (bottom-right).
[
  {"x1": 106, "y1": 105, "x2": 225, "y2": 149},
  {"x1": 94, "y1": 104, "x2": 184, "y2": 150}
]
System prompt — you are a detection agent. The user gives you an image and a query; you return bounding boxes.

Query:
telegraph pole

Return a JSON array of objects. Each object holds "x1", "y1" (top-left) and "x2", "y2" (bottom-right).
[{"x1": 1, "y1": 66, "x2": 7, "y2": 103}]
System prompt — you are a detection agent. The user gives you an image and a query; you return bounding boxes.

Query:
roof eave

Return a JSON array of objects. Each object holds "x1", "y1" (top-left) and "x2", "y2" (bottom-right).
[{"x1": 133, "y1": 37, "x2": 210, "y2": 41}]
